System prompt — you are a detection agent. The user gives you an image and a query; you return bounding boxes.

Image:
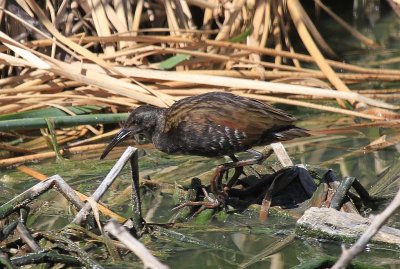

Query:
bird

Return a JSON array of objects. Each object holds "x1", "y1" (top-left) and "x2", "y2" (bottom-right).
[{"x1": 100, "y1": 92, "x2": 309, "y2": 207}]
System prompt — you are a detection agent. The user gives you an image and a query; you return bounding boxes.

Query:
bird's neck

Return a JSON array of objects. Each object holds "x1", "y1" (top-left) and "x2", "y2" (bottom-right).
[
  {"x1": 151, "y1": 108, "x2": 173, "y2": 147},
  {"x1": 148, "y1": 108, "x2": 167, "y2": 140}
]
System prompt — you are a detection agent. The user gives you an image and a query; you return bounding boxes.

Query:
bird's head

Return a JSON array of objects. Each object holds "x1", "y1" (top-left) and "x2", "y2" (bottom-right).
[{"x1": 100, "y1": 105, "x2": 161, "y2": 159}]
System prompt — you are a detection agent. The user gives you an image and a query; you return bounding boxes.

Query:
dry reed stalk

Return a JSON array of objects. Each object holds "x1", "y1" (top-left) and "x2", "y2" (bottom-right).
[
  {"x1": 369, "y1": 56, "x2": 400, "y2": 66},
  {"x1": 322, "y1": 132, "x2": 400, "y2": 166},
  {"x1": 1, "y1": 34, "x2": 173, "y2": 107},
  {"x1": 0, "y1": 94, "x2": 139, "y2": 107},
  {"x1": 67, "y1": 129, "x2": 120, "y2": 148},
  {"x1": 240, "y1": 93, "x2": 383, "y2": 120},
  {"x1": 0, "y1": 0, "x2": 397, "y2": 142},
  {"x1": 26, "y1": 5, "x2": 172, "y2": 107},
  {"x1": 289, "y1": 93, "x2": 400, "y2": 100},
  {"x1": 216, "y1": 0, "x2": 246, "y2": 41},
  {"x1": 17, "y1": 165, "x2": 127, "y2": 222},
  {"x1": 77, "y1": 63, "x2": 396, "y2": 109},
  {"x1": 314, "y1": 0, "x2": 379, "y2": 48},
  {"x1": 0, "y1": 143, "x2": 107, "y2": 167},
  {"x1": 0, "y1": 143, "x2": 36, "y2": 154},
  {"x1": 183, "y1": 69, "x2": 399, "y2": 81},
  {"x1": 132, "y1": 0, "x2": 144, "y2": 37},
  {"x1": 2, "y1": 33, "x2": 398, "y2": 75},
  {"x1": 287, "y1": 0, "x2": 362, "y2": 109},
  {"x1": 0, "y1": 81, "x2": 82, "y2": 94},
  {"x1": 297, "y1": 0, "x2": 337, "y2": 58},
  {"x1": 271, "y1": 1, "x2": 282, "y2": 68},
  {"x1": 155, "y1": 46, "x2": 315, "y2": 73}
]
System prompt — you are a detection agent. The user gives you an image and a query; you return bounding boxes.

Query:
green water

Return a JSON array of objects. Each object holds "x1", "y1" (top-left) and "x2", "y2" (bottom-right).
[{"x1": 1, "y1": 107, "x2": 400, "y2": 268}]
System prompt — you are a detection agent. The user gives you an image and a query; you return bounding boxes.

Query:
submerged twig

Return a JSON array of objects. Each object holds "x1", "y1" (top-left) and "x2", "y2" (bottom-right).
[
  {"x1": 0, "y1": 175, "x2": 84, "y2": 219},
  {"x1": 16, "y1": 223, "x2": 42, "y2": 252},
  {"x1": 329, "y1": 176, "x2": 356, "y2": 210},
  {"x1": 129, "y1": 149, "x2": 144, "y2": 233},
  {"x1": 239, "y1": 233, "x2": 296, "y2": 268},
  {"x1": 0, "y1": 251, "x2": 15, "y2": 269},
  {"x1": 16, "y1": 165, "x2": 127, "y2": 223},
  {"x1": 105, "y1": 220, "x2": 169, "y2": 269},
  {"x1": 40, "y1": 232, "x2": 104, "y2": 268},
  {"x1": 10, "y1": 252, "x2": 81, "y2": 268}
]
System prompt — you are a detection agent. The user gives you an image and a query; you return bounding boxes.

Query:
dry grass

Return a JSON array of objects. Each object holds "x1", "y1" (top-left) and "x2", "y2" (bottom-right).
[{"x1": 0, "y1": 0, "x2": 399, "y2": 166}]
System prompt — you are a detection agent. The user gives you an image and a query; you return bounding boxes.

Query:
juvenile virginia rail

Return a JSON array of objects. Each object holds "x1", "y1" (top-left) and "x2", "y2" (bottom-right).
[{"x1": 101, "y1": 92, "x2": 309, "y2": 207}]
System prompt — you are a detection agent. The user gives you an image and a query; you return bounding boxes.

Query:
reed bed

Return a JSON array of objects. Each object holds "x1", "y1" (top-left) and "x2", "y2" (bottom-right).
[{"x1": 0, "y1": 0, "x2": 399, "y2": 166}]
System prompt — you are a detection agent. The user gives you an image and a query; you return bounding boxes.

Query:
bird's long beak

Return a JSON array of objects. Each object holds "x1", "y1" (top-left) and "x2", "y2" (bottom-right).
[{"x1": 100, "y1": 128, "x2": 132, "y2": 159}]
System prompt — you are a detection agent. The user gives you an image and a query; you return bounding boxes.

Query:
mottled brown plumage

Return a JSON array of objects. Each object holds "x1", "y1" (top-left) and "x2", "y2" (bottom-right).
[{"x1": 100, "y1": 92, "x2": 309, "y2": 159}]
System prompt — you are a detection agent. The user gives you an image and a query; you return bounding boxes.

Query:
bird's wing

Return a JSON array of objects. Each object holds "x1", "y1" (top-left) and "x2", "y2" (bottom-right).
[{"x1": 163, "y1": 93, "x2": 298, "y2": 147}]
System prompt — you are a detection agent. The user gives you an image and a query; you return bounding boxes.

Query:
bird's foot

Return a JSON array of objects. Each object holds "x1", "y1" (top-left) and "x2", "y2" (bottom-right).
[{"x1": 171, "y1": 187, "x2": 221, "y2": 211}]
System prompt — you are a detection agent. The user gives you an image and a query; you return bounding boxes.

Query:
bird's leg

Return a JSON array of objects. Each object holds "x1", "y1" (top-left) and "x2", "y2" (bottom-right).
[
  {"x1": 209, "y1": 149, "x2": 268, "y2": 203},
  {"x1": 214, "y1": 155, "x2": 244, "y2": 196},
  {"x1": 210, "y1": 165, "x2": 228, "y2": 201},
  {"x1": 172, "y1": 186, "x2": 220, "y2": 211},
  {"x1": 176, "y1": 150, "x2": 270, "y2": 209},
  {"x1": 222, "y1": 149, "x2": 269, "y2": 194},
  {"x1": 224, "y1": 154, "x2": 244, "y2": 191},
  {"x1": 211, "y1": 164, "x2": 246, "y2": 203},
  {"x1": 216, "y1": 165, "x2": 226, "y2": 192}
]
